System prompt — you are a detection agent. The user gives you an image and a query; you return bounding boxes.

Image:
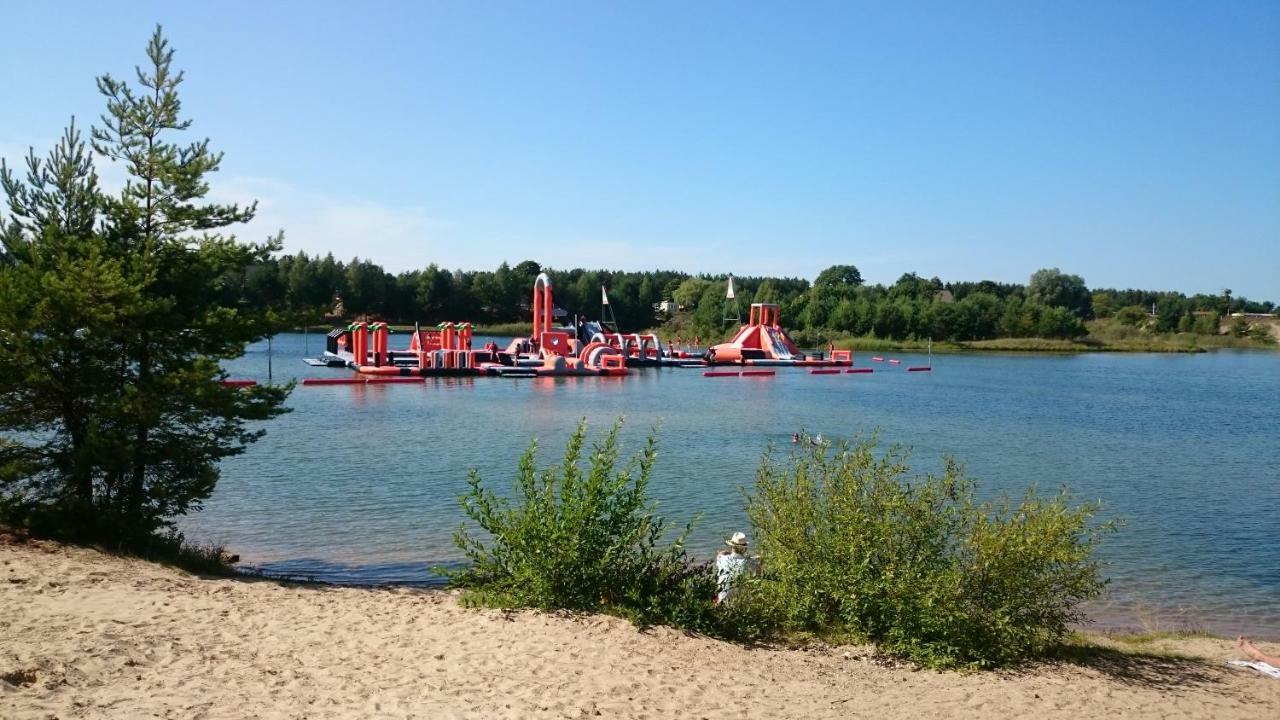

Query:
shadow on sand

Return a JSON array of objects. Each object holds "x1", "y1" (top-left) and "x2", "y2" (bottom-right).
[{"x1": 1030, "y1": 642, "x2": 1227, "y2": 691}]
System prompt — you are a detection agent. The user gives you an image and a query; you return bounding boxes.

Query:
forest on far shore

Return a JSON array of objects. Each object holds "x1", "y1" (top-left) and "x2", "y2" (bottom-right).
[{"x1": 241, "y1": 253, "x2": 1276, "y2": 344}]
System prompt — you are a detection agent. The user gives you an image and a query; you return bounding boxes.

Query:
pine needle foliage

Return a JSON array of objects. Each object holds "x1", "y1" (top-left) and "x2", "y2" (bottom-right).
[{"x1": 0, "y1": 26, "x2": 290, "y2": 550}]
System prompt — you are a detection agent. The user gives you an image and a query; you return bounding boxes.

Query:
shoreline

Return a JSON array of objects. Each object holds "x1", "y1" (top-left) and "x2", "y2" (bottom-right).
[
  {"x1": 830, "y1": 337, "x2": 1276, "y2": 355},
  {"x1": 229, "y1": 556, "x2": 1280, "y2": 643},
  {"x1": 6, "y1": 540, "x2": 1277, "y2": 718},
  {"x1": 282, "y1": 327, "x2": 1275, "y2": 354}
]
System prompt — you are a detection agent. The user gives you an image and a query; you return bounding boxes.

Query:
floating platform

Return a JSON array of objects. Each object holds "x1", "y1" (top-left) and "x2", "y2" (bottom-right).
[
  {"x1": 482, "y1": 365, "x2": 539, "y2": 378},
  {"x1": 303, "y1": 356, "x2": 349, "y2": 368},
  {"x1": 626, "y1": 357, "x2": 708, "y2": 369}
]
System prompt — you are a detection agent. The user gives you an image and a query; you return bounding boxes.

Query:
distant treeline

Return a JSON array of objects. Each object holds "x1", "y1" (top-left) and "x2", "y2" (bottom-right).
[{"x1": 246, "y1": 253, "x2": 1275, "y2": 342}]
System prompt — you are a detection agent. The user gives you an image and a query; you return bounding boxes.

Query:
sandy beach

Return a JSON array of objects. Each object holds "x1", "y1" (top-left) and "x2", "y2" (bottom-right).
[{"x1": 3, "y1": 540, "x2": 1277, "y2": 719}]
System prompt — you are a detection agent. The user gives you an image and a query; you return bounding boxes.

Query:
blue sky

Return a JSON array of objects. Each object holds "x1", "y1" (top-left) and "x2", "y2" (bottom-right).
[{"x1": 3, "y1": 1, "x2": 1277, "y2": 299}]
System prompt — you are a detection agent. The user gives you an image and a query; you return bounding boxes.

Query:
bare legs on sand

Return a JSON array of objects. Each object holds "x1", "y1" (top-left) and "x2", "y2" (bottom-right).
[{"x1": 1237, "y1": 636, "x2": 1280, "y2": 666}]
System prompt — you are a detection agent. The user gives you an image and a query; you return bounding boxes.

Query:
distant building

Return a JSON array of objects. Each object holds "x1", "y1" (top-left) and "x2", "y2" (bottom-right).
[{"x1": 933, "y1": 289, "x2": 954, "y2": 304}]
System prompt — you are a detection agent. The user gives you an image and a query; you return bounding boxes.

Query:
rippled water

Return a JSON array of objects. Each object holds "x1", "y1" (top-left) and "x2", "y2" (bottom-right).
[{"x1": 185, "y1": 333, "x2": 1280, "y2": 638}]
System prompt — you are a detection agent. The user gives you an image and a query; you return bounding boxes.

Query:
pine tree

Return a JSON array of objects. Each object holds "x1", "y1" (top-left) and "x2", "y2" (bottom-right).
[
  {"x1": 0, "y1": 122, "x2": 138, "y2": 526},
  {"x1": 0, "y1": 26, "x2": 291, "y2": 548}
]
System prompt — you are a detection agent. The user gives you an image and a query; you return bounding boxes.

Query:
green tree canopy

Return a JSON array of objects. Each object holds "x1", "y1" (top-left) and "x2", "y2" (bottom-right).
[
  {"x1": 814, "y1": 264, "x2": 863, "y2": 288},
  {"x1": 1028, "y1": 268, "x2": 1092, "y2": 318},
  {"x1": 0, "y1": 26, "x2": 291, "y2": 548}
]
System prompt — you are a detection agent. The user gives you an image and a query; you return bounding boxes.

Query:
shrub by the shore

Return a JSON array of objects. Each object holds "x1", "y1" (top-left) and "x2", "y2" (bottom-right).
[
  {"x1": 468, "y1": 322, "x2": 533, "y2": 337},
  {"x1": 447, "y1": 423, "x2": 1114, "y2": 668},
  {"x1": 445, "y1": 420, "x2": 726, "y2": 634},
  {"x1": 739, "y1": 440, "x2": 1114, "y2": 668}
]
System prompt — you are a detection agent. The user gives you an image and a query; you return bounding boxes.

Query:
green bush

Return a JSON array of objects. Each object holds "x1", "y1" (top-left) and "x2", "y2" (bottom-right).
[
  {"x1": 739, "y1": 439, "x2": 1114, "y2": 668},
  {"x1": 445, "y1": 424, "x2": 1117, "y2": 664},
  {"x1": 1114, "y1": 305, "x2": 1149, "y2": 327},
  {"x1": 445, "y1": 419, "x2": 726, "y2": 634},
  {"x1": 1191, "y1": 313, "x2": 1220, "y2": 335},
  {"x1": 1035, "y1": 305, "x2": 1088, "y2": 339}
]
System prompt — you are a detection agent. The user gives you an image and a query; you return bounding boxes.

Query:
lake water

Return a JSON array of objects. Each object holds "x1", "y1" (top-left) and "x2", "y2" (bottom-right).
[{"x1": 187, "y1": 333, "x2": 1280, "y2": 638}]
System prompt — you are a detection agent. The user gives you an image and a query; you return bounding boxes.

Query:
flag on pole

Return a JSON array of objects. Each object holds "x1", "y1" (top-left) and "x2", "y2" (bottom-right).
[
  {"x1": 601, "y1": 286, "x2": 610, "y2": 305},
  {"x1": 726, "y1": 275, "x2": 736, "y2": 299}
]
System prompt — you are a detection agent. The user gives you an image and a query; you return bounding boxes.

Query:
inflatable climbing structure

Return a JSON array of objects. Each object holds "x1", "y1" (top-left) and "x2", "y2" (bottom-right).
[{"x1": 707, "y1": 303, "x2": 851, "y2": 367}]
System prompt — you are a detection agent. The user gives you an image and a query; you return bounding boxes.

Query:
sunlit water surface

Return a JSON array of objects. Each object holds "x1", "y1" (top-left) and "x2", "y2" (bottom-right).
[{"x1": 185, "y1": 333, "x2": 1280, "y2": 638}]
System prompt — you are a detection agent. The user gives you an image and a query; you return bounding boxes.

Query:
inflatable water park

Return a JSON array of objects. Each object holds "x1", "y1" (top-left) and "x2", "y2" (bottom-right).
[
  {"x1": 287, "y1": 274, "x2": 931, "y2": 386},
  {"x1": 311, "y1": 274, "x2": 629, "y2": 380}
]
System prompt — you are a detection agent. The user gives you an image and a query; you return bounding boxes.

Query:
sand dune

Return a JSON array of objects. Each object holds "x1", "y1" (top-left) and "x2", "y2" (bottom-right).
[{"x1": 2, "y1": 540, "x2": 1277, "y2": 719}]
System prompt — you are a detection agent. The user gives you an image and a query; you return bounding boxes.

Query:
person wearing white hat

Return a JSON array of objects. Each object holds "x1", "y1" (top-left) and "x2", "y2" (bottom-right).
[{"x1": 714, "y1": 532, "x2": 752, "y2": 604}]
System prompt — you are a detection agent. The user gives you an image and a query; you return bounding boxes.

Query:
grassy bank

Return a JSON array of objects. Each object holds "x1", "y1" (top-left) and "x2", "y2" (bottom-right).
[
  {"x1": 826, "y1": 334, "x2": 1182, "y2": 354},
  {"x1": 826, "y1": 321, "x2": 1276, "y2": 354},
  {"x1": 832, "y1": 336, "x2": 1263, "y2": 354},
  {"x1": 470, "y1": 322, "x2": 532, "y2": 336}
]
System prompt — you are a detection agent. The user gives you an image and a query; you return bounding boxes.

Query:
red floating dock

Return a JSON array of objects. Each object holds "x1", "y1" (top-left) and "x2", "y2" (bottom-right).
[
  {"x1": 907, "y1": 366, "x2": 932, "y2": 372},
  {"x1": 302, "y1": 377, "x2": 367, "y2": 386},
  {"x1": 846, "y1": 368, "x2": 874, "y2": 374},
  {"x1": 364, "y1": 376, "x2": 424, "y2": 384},
  {"x1": 810, "y1": 368, "x2": 842, "y2": 375},
  {"x1": 870, "y1": 356, "x2": 884, "y2": 362},
  {"x1": 703, "y1": 371, "x2": 741, "y2": 377},
  {"x1": 741, "y1": 370, "x2": 776, "y2": 377},
  {"x1": 220, "y1": 379, "x2": 257, "y2": 387}
]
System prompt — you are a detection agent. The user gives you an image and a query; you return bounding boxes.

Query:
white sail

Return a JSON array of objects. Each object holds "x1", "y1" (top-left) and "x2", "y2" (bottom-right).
[
  {"x1": 726, "y1": 275, "x2": 736, "y2": 299},
  {"x1": 601, "y1": 286, "x2": 610, "y2": 305}
]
